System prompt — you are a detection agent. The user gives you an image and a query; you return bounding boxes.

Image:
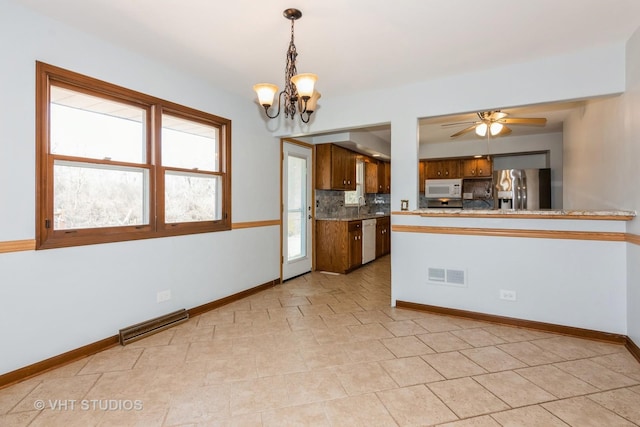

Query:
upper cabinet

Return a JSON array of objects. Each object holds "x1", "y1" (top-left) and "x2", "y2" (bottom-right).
[
  {"x1": 378, "y1": 161, "x2": 391, "y2": 193},
  {"x1": 364, "y1": 159, "x2": 390, "y2": 194},
  {"x1": 462, "y1": 157, "x2": 492, "y2": 178},
  {"x1": 425, "y1": 159, "x2": 460, "y2": 179},
  {"x1": 316, "y1": 144, "x2": 356, "y2": 190}
]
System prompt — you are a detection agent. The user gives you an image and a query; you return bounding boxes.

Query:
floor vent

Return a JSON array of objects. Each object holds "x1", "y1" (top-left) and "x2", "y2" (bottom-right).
[{"x1": 119, "y1": 309, "x2": 189, "y2": 345}]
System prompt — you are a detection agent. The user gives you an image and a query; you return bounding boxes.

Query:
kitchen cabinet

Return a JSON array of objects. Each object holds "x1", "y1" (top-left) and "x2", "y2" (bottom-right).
[
  {"x1": 316, "y1": 144, "x2": 356, "y2": 190},
  {"x1": 419, "y1": 161, "x2": 426, "y2": 192},
  {"x1": 375, "y1": 216, "x2": 390, "y2": 257},
  {"x1": 315, "y1": 220, "x2": 362, "y2": 273},
  {"x1": 425, "y1": 159, "x2": 460, "y2": 179},
  {"x1": 462, "y1": 157, "x2": 492, "y2": 178},
  {"x1": 364, "y1": 160, "x2": 379, "y2": 193},
  {"x1": 364, "y1": 159, "x2": 390, "y2": 194}
]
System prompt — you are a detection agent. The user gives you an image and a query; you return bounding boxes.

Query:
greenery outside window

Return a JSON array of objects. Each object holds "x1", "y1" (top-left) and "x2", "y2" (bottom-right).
[{"x1": 36, "y1": 62, "x2": 231, "y2": 249}]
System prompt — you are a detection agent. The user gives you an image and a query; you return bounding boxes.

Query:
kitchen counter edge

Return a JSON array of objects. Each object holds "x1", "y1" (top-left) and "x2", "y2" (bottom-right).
[
  {"x1": 315, "y1": 214, "x2": 391, "y2": 221},
  {"x1": 391, "y1": 209, "x2": 636, "y2": 221}
]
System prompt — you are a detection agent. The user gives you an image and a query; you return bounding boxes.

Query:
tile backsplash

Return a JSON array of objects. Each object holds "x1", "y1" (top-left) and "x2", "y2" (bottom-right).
[{"x1": 316, "y1": 190, "x2": 391, "y2": 218}]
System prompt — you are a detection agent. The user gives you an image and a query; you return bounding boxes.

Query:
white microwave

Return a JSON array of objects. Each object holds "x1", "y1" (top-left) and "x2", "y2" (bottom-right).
[{"x1": 425, "y1": 178, "x2": 463, "y2": 199}]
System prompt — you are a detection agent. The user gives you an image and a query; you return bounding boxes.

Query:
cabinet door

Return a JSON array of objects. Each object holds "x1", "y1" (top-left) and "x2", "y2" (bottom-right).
[
  {"x1": 443, "y1": 160, "x2": 459, "y2": 178},
  {"x1": 475, "y1": 158, "x2": 492, "y2": 177},
  {"x1": 376, "y1": 223, "x2": 384, "y2": 258},
  {"x1": 348, "y1": 221, "x2": 362, "y2": 269},
  {"x1": 462, "y1": 159, "x2": 477, "y2": 177},
  {"x1": 365, "y1": 161, "x2": 379, "y2": 193},
  {"x1": 419, "y1": 161, "x2": 426, "y2": 193},
  {"x1": 383, "y1": 162, "x2": 391, "y2": 193}
]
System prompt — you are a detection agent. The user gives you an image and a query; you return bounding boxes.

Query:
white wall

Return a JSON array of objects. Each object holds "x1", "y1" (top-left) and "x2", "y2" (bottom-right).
[{"x1": 0, "y1": 1, "x2": 280, "y2": 375}]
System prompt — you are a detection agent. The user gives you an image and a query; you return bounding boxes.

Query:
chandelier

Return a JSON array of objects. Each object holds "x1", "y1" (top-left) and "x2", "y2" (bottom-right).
[{"x1": 253, "y1": 8, "x2": 320, "y2": 124}]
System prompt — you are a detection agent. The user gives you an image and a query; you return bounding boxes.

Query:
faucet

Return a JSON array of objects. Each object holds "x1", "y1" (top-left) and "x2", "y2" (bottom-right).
[{"x1": 357, "y1": 195, "x2": 366, "y2": 216}]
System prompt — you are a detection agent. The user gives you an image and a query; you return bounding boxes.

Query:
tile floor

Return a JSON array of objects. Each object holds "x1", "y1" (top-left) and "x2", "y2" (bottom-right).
[{"x1": 1, "y1": 256, "x2": 640, "y2": 426}]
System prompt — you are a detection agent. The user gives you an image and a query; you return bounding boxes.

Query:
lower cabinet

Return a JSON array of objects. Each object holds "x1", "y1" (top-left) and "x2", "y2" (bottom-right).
[
  {"x1": 316, "y1": 220, "x2": 362, "y2": 274},
  {"x1": 376, "y1": 216, "x2": 390, "y2": 258}
]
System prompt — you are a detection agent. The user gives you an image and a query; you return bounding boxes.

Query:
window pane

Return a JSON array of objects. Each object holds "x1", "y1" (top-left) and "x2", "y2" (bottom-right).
[
  {"x1": 53, "y1": 161, "x2": 148, "y2": 230},
  {"x1": 50, "y1": 86, "x2": 146, "y2": 163},
  {"x1": 165, "y1": 172, "x2": 221, "y2": 223},
  {"x1": 287, "y1": 155, "x2": 306, "y2": 260},
  {"x1": 162, "y1": 114, "x2": 219, "y2": 171}
]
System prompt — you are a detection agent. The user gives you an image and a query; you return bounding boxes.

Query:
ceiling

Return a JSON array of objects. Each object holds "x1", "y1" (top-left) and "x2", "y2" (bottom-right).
[{"x1": 13, "y1": 0, "x2": 640, "y2": 150}]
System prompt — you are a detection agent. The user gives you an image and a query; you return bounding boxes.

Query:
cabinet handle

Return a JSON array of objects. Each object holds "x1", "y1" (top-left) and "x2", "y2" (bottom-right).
[
  {"x1": 479, "y1": 169, "x2": 483, "y2": 174},
  {"x1": 445, "y1": 170, "x2": 449, "y2": 176}
]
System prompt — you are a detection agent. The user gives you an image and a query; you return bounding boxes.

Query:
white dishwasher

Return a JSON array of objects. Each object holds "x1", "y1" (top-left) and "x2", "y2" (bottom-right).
[{"x1": 361, "y1": 219, "x2": 377, "y2": 264}]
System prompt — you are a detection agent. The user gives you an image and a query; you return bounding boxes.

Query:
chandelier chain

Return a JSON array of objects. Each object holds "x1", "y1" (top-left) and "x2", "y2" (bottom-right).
[{"x1": 284, "y1": 18, "x2": 299, "y2": 119}]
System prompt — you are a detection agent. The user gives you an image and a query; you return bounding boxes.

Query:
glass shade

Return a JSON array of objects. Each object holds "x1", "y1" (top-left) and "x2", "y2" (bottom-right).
[
  {"x1": 253, "y1": 83, "x2": 278, "y2": 106},
  {"x1": 490, "y1": 122, "x2": 504, "y2": 135},
  {"x1": 300, "y1": 90, "x2": 321, "y2": 113},
  {"x1": 290, "y1": 73, "x2": 318, "y2": 98},
  {"x1": 475, "y1": 123, "x2": 488, "y2": 136}
]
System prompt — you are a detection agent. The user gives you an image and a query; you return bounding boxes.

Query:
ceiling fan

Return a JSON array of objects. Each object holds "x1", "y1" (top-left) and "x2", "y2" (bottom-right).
[{"x1": 443, "y1": 111, "x2": 547, "y2": 138}]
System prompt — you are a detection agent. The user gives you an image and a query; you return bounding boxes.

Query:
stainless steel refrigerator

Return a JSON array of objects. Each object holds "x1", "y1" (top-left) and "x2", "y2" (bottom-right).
[{"x1": 493, "y1": 168, "x2": 551, "y2": 210}]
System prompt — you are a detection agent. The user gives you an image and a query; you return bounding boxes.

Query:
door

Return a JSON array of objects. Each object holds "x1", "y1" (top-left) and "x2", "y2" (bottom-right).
[{"x1": 282, "y1": 141, "x2": 313, "y2": 281}]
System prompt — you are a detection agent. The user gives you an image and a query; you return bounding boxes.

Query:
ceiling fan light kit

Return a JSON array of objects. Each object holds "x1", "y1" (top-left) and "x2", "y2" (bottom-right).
[
  {"x1": 253, "y1": 8, "x2": 320, "y2": 124},
  {"x1": 446, "y1": 110, "x2": 547, "y2": 139}
]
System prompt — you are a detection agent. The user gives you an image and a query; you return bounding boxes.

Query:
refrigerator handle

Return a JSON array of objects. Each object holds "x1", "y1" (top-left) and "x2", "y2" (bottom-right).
[{"x1": 521, "y1": 175, "x2": 527, "y2": 210}]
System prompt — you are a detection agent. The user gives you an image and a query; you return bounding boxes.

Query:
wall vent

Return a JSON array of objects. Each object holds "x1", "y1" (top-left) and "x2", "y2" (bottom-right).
[
  {"x1": 427, "y1": 267, "x2": 467, "y2": 287},
  {"x1": 119, "y1": 309, "x2": 189, "y2": 345}
]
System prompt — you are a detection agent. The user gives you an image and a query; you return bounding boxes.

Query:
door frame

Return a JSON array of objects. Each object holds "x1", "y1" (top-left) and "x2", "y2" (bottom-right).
[{"x1": 280, "y1": 138, "x2": 315, "y2": 282}]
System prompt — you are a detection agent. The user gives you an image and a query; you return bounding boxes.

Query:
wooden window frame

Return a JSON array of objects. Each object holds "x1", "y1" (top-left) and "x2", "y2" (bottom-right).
[{"x1": 36, "y1": 62, "x2": 232, "y2": 249}]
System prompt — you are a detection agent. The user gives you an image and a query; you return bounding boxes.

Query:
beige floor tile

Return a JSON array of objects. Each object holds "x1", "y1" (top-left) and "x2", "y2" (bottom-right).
[
  {"x1": 0, "y1": 410, "x2": 39, "y2": 427},
  {"x1": 413, "y1": 316, "x2": 464, "y2": 333},
  {"x1": 323, "y1": 393, "x2": 397, "y2": 427},
  {"x1": 450, "y1": 329, "x2": 506, "y2": 347},
  {"x1": 421, "y1": 352, "x2": 487, "y2": 379},
  {"x1": 348, "y1": 323, "x2": 395, "y2": 341},
  {"x1": 417, "y1": 332, "x2": 473, "y2": 353},
  {"x1": 353, "y1": 310, "x2": 395, "y2": 324},
  {"x1": 285, "y1": 369, "x2": 347, "y2": 406},
  {"x1": 380, "y1": 320, "x2": 428, "y2": 337},
  {"x1": 267, "y1": 306, "x2": 303, "y2": 321},
  {"x1": 474, "y1": 371, "x2": 556, "y2": 407},
  {"x1": 377, "y1": 384, "x2": 458, "y2": 425},
  {"x1": 299, "y1": 343, "x2": 352, "y2": 369},
  {"x1": 428, "y1": 377, "x2": 509, "y2": 419},
  {"x1": 532, "y1": 336, "x2": 622, "y2": 360},
  {"x1": 554, "y1": 359, "x2": 638, "y2": 390},
  {"x1": 515, "y1": 364, "x2": 598, "y2": 398},
  {"x1": 589, "y1": 351, "x2": 640, "y2": 377},
  {"x1": 333, "y1": 362, "x2": 397, "y2": 395},
  {"x1": 32, "y1": 359, "x2": 89, "y2": 381},
  {"x1": 185, "y1": 338, "x2": 234, "y2": 363},
  {"x1": 380, "y1": 356, "x2": 445, "y2": 386},
  {"x1": 343, "y1": 339, "x2": 396, "y2": 363},
  {"x1": 320, "y1": 312, "x2": 362, "y2": 328},
  {"x1": 279, "y1": 296, "x2": 311, "y2": 307},
  {"x1": 11, "y1": 374, "x2": 100, "y2": 413},
  {"x1": 289, "y1": 315, "x2": 329, "y2": 332},
  {"x1": 165, "y1": 384, "x2": 231, "y2": 424},
  {"x1": 98, "y1": 405, "x2": 167, "y2": 426},
  {"x1": 229, "y1": 375, "x2": 289, "y2": 416},
  {"x1": 312, "y1": 325, "x2": 353, "y2": 344},
  {"x1": 481, "y1": 325, "x2": 555, "y2": 342},
  {"x1": 197, "y1": 309, "x2": 235, "y2": 327},
  {"x1": 327, "y1": 301, "x2": 364, "y2": 314},
  {"x1": 207, "y1": 412, "x2": 263, "y2": 427},
  {"x1": 233, "y1": 308, "x2": 270, "y2": 325},
  {"x1": 256, "y1": 349, "x2": 307, "y2": 377},
  {"x1": 133, "y1": 343, "x2": 189, "y2": 369},
  {"x1": 497, "y1": 341, "x2": 566, "y2": 366},
  {"x1": 298, "y1": 303, "x2": 335, "y2": 317},
  {"x1": 0, "y1": 378, "x2": 41, "y2": 414},
  {"x1": 168, "y1": 324, "x2": 215, "y2": 344},
  {"x1": 29, "y1": 407, "x2": 106, "y2": 427},
  {"x1": 381, "y1": 335, "x2": 434, "y2": 357},
  {"x1": 438, "y1": 415, "x2": 501, "y2": 426},
  {"x1": 78, "y1": 347, "x2": 143, "y2": 375},
  {"x1": 631, "y1": 385, "x2": 640, "y2": 394},
  {"x1": 543, "y1": 396, "x2": 637, "y2": 426},
  {"x1": 490, "y1": 405, "x2": 569, "y2": 426},
  {"x1": 204, "y1": 356, "x2": 257, "y2": 384},
  {"x1": 460, "y1": 347, "x2": 527, "y2": 372},
  {"x1": 380, "y1": 307, "x2": 429, "y2": 321},
  {"x1": 588, "y1": 388, "x2": 640, "y2": 424},
  {"x1": 262, "y1": 402, "x2": 330, "y2": 427}
]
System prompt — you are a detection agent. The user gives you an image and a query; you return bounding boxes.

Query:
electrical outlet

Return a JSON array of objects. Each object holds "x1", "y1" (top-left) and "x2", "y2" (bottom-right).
[
  {"x1": 157, "y1": 289, "x2": 171, "y2": 303},
  {"x1": 499, "y1": 289, "x2": 517, "y2": 301}
]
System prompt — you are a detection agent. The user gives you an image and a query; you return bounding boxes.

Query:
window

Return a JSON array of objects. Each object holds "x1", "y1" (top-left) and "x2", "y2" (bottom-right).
[
  {"x1": 36, "y1": 62, "x2": 231, "y2": 249},
  {"x1": 344, "y1": 160, "x2": 364, "y2": 206}
]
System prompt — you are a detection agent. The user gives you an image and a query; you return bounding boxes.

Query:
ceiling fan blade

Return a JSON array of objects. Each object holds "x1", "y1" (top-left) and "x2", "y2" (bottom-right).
[
  {"x1": 441, "y1": 121, "x2": 478, "y2": 127},
  {"x1": 497, "y1": 125, "x2": 512, "y2": 136},
  {"x1": 450, "y1": 125, "x2": 477, "y2": 138},
  {"x1": 500, "y1": 117, "x2": 547, "y2": 126}
]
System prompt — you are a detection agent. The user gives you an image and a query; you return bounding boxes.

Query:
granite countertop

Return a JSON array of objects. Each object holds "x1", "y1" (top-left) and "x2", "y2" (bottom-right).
[
  {"x1": 315, "y1": 213, "x2": 390, "y2": 221},
  {"x1": 407, "y1": 208, "x2": 636, "y2": 220}
]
